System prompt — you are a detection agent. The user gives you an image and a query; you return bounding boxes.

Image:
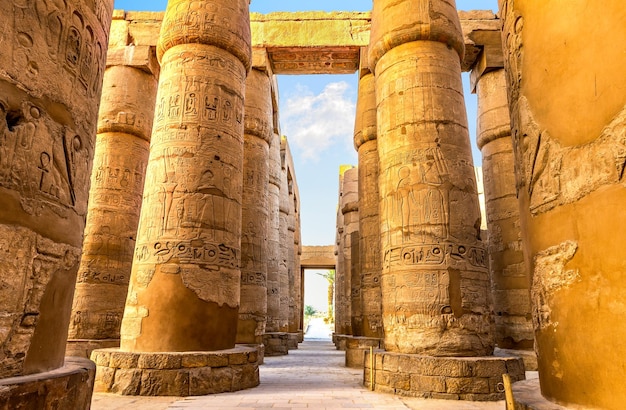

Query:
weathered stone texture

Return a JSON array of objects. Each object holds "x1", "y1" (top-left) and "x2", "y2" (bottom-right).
[
  {"x1": 0, "y1": 0, "x2": 113, "y2": 379},
  {"x1": 354, "y1": 57, "x2": 383, "y2": 339},
  {"x1": 0, "y1": 357, "x2": 95, "y2": 410},
  {"x1": 68, "y1": 48, "x2": 158, "y2": 357},
  {"x1": 344, "y1": 336, "x2": 382, "y2": 368},
  {"x1": 500, "y1": 1, "x2": 626, "y2": 408},
  {"x1": 334, "y1": 166, "x2": 355, "y2": 337},
  {"x1": 476, "y1": 68, "x2": 532, "y2": 350},
  {"x1": 364, "y1": 350, "x2": 525, "y2": 400},
  {"x1": 266, "y1": 133, "x2": 282, "y2": 333},
  {"x1": 371, "y1": 0, "x2": 493, "y2": 356},
  {"x1": 237, "y1": 68, "x2": 272, "y2": 345},
  {"x1": 277, "y1": 139, "x2": 291, "y2": 333},
  {"x1": 120, "y1": 0, "x2": 251, "y2": 353},
  {"x1": 92, "y1": 346, "x2": 259, "y2": 396},
  {"x1": 340, "y1": 168, "x2": 361, "y2": 336}
]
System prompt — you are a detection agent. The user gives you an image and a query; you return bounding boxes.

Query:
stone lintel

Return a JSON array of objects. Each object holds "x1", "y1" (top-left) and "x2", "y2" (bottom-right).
[
  {"x1": 512, "y1": 379, "x2": 569, "y2": 410},
  {"x1": 364, "y1": 350, "x2": 526, "y2": 401},
  {"x1": 111, "y1": 10, "x2": 501, "y2": 75},
  {"x1": 106, "y1": 45, "x2": 160, "y2": 77},
  {"x1": 0, "y1": 357, "x2": 95, "y2": 409},
  {"x1": 301, "y1": 245, "x2": 336, "y2": 269},
  {"x1": 92, "y1": 346, "x2": 259, "y2": 396}
]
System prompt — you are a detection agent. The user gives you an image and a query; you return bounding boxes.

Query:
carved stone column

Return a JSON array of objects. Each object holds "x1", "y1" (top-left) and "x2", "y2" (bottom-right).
[
  {"x1": 500, "y1": 1, "x2": 626, "y2": 408},
  {"x1": 342, "y1": 167, "x2": 360, "y2": 337},
  {"x1": 475, "y1": 68, "x2": 534, "y2": 362},
  {"x1": 334, "y1": 166, "x2": 353, "y2": 342},
  {"x1": 346, "y1": 49, "x2": 384, "y2": 368},
  {"x1": 237, "y1": 68, "x2": 272, "y2": 347},
  {"x1": 93, "y1": 0, "x2": 259, "y2": 396},
  {"x1": 0, "y1": 1, "x2": 113, "y2": 407},
  {"x1": 278, "y1": 144, "x2": 291, "y2": 333},
  {"x1": 67, "y1": 45, "x2": 158, "y2": 359},
  {"x1": 364, "y1": 0, "x2": 524, "y2": 399}
]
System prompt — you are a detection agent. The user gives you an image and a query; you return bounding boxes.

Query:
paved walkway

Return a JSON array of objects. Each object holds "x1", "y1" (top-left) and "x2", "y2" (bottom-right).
[{"x1": 92, "y1": 320, "x2": 507, "y2": 409}]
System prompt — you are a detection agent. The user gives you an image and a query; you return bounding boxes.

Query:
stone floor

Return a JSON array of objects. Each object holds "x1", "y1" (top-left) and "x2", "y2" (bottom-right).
[{"x1": 92, "y1": 321, "x2": 520, "y2": 410}]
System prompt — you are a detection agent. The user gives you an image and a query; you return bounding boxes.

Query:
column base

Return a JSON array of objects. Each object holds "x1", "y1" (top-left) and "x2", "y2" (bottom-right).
[
  {"x1": 91, "y1": 345, "x2": 259, "y2": 396},
  {"x1": 262, "y1": 332, "x2": 289, "y2": 356},
  {"x1": 66, "y1": 338, "x2": 120, "y2": 359},
  {"x1": 332, "y1": 334, "x2": 350, "y2": 350},
  {"x1": 287, "y1": 333, "x2": 300, "y2": 350},
  {"x1": 364, "y1": 350, "x2": 526, "y2": 401},
  {"x1": 512, "y1": 379, "x2": 569, "y2": 409},
  {"x1": 0, "y1": 357, "x2": 95, "y2": 409},
  {"x1": 495, "y1": 347, "x2": 538, "y2": 371},
  {"x1": 344, "y1": 336, "x2": 382, "y2": 368}
]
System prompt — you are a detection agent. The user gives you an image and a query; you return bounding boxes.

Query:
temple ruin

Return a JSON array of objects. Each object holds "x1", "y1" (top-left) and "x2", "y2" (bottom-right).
[{"x1": 0, "y1": 1, "x2": 624, "y2": 409}]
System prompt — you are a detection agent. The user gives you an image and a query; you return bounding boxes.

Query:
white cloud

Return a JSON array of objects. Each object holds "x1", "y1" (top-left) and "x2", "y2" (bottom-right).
[{"x1": 281, "y1": 81, "x2": 356, "y2": 162}]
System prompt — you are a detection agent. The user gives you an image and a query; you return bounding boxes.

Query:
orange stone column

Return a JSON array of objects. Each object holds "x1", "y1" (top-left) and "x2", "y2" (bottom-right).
[
  {"x1": 120, "y1": 0, "x2": 251, "y2": 353},
  {"x1": 370, "y1": 0, "x2": 493, "y2": 356},
  {"x1": 67, "y1": 47, "x2": 158, "y2": 358},
  {"x1": 0, "y1": 0, "x2": 113, "y2": 407},
  {"x1": 363, "y1": 0, "x2": 525, "y2": 399},
  {"x1": 500, "y1": 1, "x2": 626, "y2": 408},
  {"x1": 237, "y1": 68, "x2": 272, "y2": 346},
  {"x1": 278, "y1": 144, "x2": 291, "y2": 333},
  {"x1": 345, "y1": 49, "x2": 384, "y2": 368},
  {"x1": 266, "y1": 132, "x2": 282, "y2": 333},
  {"x1": 475, "y1": 68, "x2": 533, "y2": 354}
]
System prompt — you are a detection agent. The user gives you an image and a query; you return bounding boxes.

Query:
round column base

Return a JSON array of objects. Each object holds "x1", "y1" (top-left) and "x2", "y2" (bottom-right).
[
  {"x1": 287, "y1": 333, "x2": 300, "y2": 350},
  {"x1": 0, "y1": 357, "x2": 95, "y2": 409},
  {"x1": 344, "y1": 336, "x2": 383, "y2": 368},
  {"x1": 262, "y1": 332, "x2": 289, "y2": 356},
  {"x1": 91, "y1": 345, "x2": 259, "y2": 396},
  {"x1": 512, "y1": 378, "x2": 570, "y2": 409},
  {"x1": 495, "y1": 347, "x2": 538, "y2": 371},
  {"x1": 364, "y1": 350, "x2": 526, "y2": 401},
  {"x1": 332, "y1": 334, "x2": 350, "y2": 351}
]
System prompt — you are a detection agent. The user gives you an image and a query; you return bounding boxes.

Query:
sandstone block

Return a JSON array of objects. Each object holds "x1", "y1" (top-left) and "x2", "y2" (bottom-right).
[{"x1": 111, "y1": 369, "x2": 142, "y2": 395}]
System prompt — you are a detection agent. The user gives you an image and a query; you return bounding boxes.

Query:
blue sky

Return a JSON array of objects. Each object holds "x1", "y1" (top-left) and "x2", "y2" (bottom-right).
[{"x1": 113, "y1": 0, "x2": 499, "y2": 310}]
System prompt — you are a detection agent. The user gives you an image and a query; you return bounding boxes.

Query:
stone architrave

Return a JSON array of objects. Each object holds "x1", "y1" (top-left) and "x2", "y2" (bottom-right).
[
  {"x1": 354, "y1": 52, "x2": 383, "y2": 339},
  {"x1": 370, "y1": 0, "x2": 493, "y2": 357},
  {"x1": 500, "y1": 1, "x2": 626, "y2": 408},
  {"x1": 475, "y1": 68, "x2": 533, "y2": 351},
  {"x1": 341, "y1": 168, "x2": 361, "y2": 336},
  {"x1": 0, "y1": 0, "x2": 113, "y2": 407},
  {"x1": 237, "y1": 68, "x2": 272, "y2": 346},
  {"x1": 119, "y1": 0, "x2": 252, "y2": 353},
  {"x1": 67, "y1": 50, "x2": 159, "y2": 358},
  {"x1": 266, "y1": 132, "x2": 282, "y2": 333}
]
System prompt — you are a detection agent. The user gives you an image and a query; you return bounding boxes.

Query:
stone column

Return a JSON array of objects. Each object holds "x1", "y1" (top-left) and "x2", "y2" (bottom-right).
[
  {"x1": 120, "y1": 0, "x2": 251, "y2": 354},
  {"x1": 67, "y1": 45, "x2": 159, "y2": 359},
  {"x1": 334, "y1": 166, "x2": 353, "y2": 343},
  {"x1": 237, "y1": 68, "x2": 272, "y2": 347},
  {"x1": 500, "y1": 1, "x2": 626, "y2": 408},
  {"x1": 278, "y1": 145, "x2": 291, "y2": 333},
  {"x1": 0, "y1": 1, "x2": 113, "y2": 407},
  {"x1": 263, "y1": 130, "x2": 289, "y2": 356},
  {"x1": 363, "y1": 0, "x2": 524, "y2": 399},
  {"x1": 287, "y1": 190, "x2": 297, "y2": 335},
  {"x1": 293, "y1": 207, "x2": 304, "y2": 340},
  {"x1": 475, "y1": 68, "x2": 534, "y2": 357},
  {"x1": 342, "y1": 168, "x2": 360, "y2": 336},
  {"x1": 346, "y1": 49, "x2": 384, "y2": 368}
]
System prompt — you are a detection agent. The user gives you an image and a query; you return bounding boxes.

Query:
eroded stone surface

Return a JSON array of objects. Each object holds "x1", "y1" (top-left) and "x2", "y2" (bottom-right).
[
  {"x1": 354, "y1": 54, "x2": 383, "y2": 339},
  {"x1": 371, "y1": 0, "x2": 493, "y2": 356},
  {"x1": 92, "y1": 346, "x2": 259, "y2": 396},
  {"x1": 364, "y1": 350, "x2": 525, "y2": 401},
  {"x1": 266, "y1": 133, "x2": 283, "y2": 333},
  {"x1": 0, "y1": 0, "x2": 113, "y2": 378},
  {"x1": 68, "y1": 44, "x2": 158, "y2": 358},
  {"x1": 119, "y1": 0, "x2": 251, "y2": 353},
  {"x1": 237, "y1": 68, "x2": 272, "y2": 345},
  {"x1": 476, "y1": 69, "x2": 532, "y2": 350},
  {"x1": 500, "y1": 1, "x2": 626, "y2": 408}
]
